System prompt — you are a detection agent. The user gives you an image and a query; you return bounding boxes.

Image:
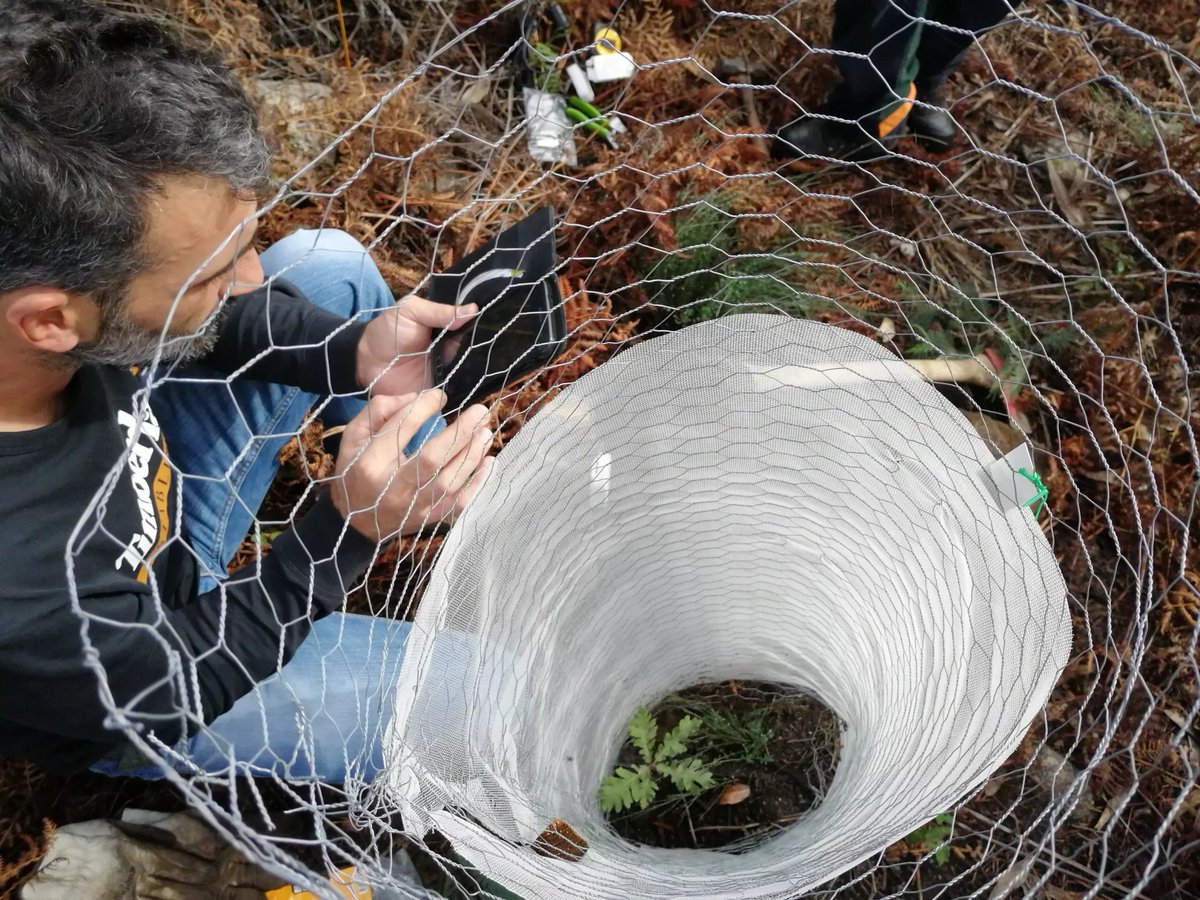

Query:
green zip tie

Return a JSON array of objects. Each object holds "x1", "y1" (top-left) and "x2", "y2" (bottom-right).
[{"x1": 1017, "y1": 467, "x2": 1048, "y2": 517}]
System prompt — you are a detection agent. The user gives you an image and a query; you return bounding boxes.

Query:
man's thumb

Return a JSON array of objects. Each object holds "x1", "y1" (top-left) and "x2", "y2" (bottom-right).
[{"x1": 399, "y1": 295, "x2": 478, "y2": 330}]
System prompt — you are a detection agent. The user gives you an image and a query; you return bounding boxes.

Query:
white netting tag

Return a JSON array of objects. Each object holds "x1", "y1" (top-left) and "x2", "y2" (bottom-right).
[{"x1": 379, "y1": 314, "x2": 1070, "y2": 898}]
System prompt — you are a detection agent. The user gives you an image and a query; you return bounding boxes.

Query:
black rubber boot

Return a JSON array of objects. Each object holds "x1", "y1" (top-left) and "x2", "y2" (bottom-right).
[
  {"x1": 907, "y1": 85, "x2": 957, "y2": 150},
  {"x1": 772, "y1": 114, "x2": 900, "y2": 162}
]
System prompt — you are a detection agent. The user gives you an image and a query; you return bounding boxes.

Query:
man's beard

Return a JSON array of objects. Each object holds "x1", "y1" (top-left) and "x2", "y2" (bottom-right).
[{"x1": 67, "y1": 300, "x2": 230, "y2": 369}]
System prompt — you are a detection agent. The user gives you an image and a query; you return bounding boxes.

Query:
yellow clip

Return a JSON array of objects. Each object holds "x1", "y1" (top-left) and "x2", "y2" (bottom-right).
[
  {"x1": 265, "y1": 867, "x2": 372, "y2": 900},
  {"x1": 593, "y1": 26, "x2": 621, "y2": 55}
]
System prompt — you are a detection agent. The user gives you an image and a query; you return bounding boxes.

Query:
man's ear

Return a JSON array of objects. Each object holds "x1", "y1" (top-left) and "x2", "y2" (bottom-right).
[{"x1": 2, "y1": 286, "x2": 97, "y2": 354}]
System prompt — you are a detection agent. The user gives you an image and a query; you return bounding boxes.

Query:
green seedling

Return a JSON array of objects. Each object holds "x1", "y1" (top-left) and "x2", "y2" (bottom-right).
[
  {"x1": 599, "y1": 707, "x2": 715, "y2": 813},
  {"x1": 907, "y1": 812, "x2": 954, "y2": 866},
  {"x1": 697, "y1": 707, "x2": 775, "y2": 767},
  {"x1": 528, "y1": 41, "x2": 562, "y2": 93},
  {"x1": 636, "y1": 192, "x2": 841, "y2": 326}
]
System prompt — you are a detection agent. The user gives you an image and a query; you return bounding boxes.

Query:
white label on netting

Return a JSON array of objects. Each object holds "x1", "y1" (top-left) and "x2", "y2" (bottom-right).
[
  {"x1": 985, "y1": 444, "x2": 1042, "y2": 512},
  {"x1": 377, "y1": 315, "x2": 1071, "y2": 899}
]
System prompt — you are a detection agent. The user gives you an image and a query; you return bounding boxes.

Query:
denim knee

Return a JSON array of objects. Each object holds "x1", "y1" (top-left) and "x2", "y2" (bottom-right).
[
  {"x1": 262, "y1": 228, "x2": 367, "y2": 269},
  {"x1": 259, "y1": 228, "x2": 394, "y2": 320}
]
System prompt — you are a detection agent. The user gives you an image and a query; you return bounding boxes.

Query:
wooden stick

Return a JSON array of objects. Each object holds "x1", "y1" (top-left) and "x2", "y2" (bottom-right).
[{"x1": 334, "y1": 0, "x2": 352, "y2": 68}]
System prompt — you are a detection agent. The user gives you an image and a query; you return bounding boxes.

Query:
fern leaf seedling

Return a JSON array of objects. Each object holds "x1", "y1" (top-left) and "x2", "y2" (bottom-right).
[{"x1": 600, "y1": 708, "x2": 716, "y2": 814}]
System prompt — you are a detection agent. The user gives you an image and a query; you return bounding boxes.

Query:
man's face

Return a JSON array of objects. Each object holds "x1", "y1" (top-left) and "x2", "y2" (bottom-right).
[{"x1": 70, "y1": 175, "x2": 263, "y2": 367}]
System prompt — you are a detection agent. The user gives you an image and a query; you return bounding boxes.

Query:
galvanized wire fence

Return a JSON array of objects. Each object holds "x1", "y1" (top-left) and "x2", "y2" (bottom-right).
[{"x1": 68, "y1": 0, "x2": 1200, "y2": 897}]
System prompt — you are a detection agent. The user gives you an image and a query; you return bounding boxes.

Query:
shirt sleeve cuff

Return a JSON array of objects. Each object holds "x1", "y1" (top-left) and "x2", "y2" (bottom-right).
[
  {"x1": 322, "y1": 317, "x2": 368, "y2": 395},
  {"x1": 267, "y1": 492, "x2": 379, "y2": 612}
]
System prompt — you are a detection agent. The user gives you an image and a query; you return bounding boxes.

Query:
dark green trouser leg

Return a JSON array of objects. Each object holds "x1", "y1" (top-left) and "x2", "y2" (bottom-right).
[
  {"x1": 826, "y1": 0, "x2": 927, "y2": 128},
  {"x1": 915, "y1": 0, "x2": 1013, "y2": 93}
]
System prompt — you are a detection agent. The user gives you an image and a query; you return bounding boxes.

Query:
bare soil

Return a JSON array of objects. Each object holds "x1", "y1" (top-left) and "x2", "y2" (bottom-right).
[{"x1": 605, "y1": 681, "x2": 844, "y2": 852}]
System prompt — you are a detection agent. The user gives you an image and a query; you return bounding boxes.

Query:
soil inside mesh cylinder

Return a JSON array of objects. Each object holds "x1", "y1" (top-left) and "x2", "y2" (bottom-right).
[{"x1": 601, "y1": 680, "x2": 844, "y2": 852}]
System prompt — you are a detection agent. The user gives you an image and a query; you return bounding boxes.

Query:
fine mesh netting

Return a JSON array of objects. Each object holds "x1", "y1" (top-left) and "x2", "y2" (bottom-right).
[
  {"x1": 383, "y1": 315, "x2": 1071, "y2": 898},
  {"x1": 11, "y1": 0, "x2": 1197, "y2": 898}
]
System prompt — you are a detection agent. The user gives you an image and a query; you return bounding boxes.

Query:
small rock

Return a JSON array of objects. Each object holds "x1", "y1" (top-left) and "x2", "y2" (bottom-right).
[
  {"x1": 251, "y1": 78, "x2": 334, "y2": 162},
  {"x1": 1030, "y1": 745, "x2": 1095, "y2": 821},
  {"x1": 987, "y1": 854, "x2": 1036, "y2": 900},
  {"x1": 962, "y1": 410, "x2": 1029, "y2": 460}
]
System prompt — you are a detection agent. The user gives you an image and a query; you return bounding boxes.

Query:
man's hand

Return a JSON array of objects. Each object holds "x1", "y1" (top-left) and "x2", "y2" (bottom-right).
[
  {"x1": 329, "y1": 390, "x2": 494, "y2": 540},
  {"x1": 355, "y1": 297, "x2": 478, "y2": 396}
]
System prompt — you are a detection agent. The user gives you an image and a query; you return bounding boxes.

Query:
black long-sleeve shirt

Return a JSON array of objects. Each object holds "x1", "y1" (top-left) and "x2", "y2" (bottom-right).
[{"x1": 0, "y1": 279, "x2": 379, "y2": 773}]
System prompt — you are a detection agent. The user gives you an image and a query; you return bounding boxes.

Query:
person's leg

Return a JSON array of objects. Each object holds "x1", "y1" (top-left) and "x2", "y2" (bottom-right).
[
  {"x1": 151, "y1": 229, "x2": 401, "y2": 593},
  {"x1": 905, "y1": 0, "x2": 1012, "y2": 147},
  {"x1": 89, "y1": 613, "x2": 416, "y2": 782},
  {"x1": 826, "y1": 0, "x2": 926, "y2": 123},
  {"x1": 775, "y1": 0, "x2": 928, "y2": 158},
  {"x1": 181, "y1": 614, "x2": 488, "y2": 784},
  {"x1": 914, "y1": 0, "x2": 1011, "y2": 94},
  {"x1": 183, "y1": 612, "x2": 411, "y2": 783}
]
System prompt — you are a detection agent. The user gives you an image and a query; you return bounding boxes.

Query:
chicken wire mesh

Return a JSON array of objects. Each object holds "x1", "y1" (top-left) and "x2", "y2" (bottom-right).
[
  {"x1": 17, "y1": 0, "x2": 1198, "y2": 898},
  {"x1": 382, "y1": 313, "x2": 1072, "y2": 900}
]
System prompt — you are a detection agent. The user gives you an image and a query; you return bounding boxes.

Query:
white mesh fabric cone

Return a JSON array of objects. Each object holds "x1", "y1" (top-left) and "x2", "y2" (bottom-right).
[{"x1": 378, "y1": 314, "x2": 1070, "y2": 899}]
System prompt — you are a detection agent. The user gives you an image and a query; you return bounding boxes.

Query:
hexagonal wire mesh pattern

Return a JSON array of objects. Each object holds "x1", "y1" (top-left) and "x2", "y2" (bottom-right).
[{"x1": 63, "y1": 1, "x2": 1198, "y2": 898}]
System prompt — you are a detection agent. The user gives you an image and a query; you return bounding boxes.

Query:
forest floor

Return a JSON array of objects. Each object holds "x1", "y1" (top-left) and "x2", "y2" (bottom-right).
[{"x1": 2, "y1": 1, "x2": 1198, "y2": 897}]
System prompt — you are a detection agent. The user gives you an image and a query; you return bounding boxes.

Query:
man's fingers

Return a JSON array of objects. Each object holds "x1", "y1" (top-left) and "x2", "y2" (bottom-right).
[
  {"x1": 342, "y1": 393, "x2": 418, "y2": 447},
  {"x1": 461, "y1": 455, "x2": 495, "y2": 507},
  {"x1": 375, "y1": 389, "x2": 447, "y2": 452},
  {"x1": 429, "y1": 454, "x2": 495, "y2": 523},
  {"x1": 398, "y1": 295, "x2": 478, "y2": 331},
  {"x1": 419, "y1": 404, "x2": 489, "y2": 465},
  {"x1": 438, "y1": 424, "x2": 493, "y2": 498}
]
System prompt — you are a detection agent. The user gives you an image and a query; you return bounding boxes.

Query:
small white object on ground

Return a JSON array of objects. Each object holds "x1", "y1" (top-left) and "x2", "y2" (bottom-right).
[
  {"x1": 523, "y1": 88, "x2": 577, "y2": 165},
  {"x1": 586, "y1": 51, "x2": 636, "y2": 83},
  {"x1": 565, "y1": 63, "x2": 595, "y2": 103}
]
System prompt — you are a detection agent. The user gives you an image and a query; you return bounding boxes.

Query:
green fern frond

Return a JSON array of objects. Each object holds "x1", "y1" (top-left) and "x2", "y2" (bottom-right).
[
  {"x1": 628, "y1": 708, "x2": 658, "y2": 764},
  {"x1": 658, "y1": 757, "x2": 716, "y2": 795},
  {"x1": 655, "y1": 715, "x2": 702, "y2": 761},
  {"x1": 599, "y1": 765, "x2": 657, "y2": 813}
]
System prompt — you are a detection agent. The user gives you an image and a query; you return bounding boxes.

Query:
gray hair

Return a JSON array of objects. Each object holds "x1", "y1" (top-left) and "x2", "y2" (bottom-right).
[{"x1": 0, "y1": 0, "x2": 271, "y2": 309}]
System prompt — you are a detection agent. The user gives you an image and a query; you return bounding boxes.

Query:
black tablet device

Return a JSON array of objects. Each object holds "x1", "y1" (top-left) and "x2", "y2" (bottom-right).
[{"x1": 427, "y1": 207, "x2": 568, "y2": 413}]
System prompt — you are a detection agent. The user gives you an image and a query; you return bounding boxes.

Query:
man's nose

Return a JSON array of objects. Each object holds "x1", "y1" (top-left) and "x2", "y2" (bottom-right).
[{"x1": 229, "y1": 249, "x2": 265, "y2": 296}]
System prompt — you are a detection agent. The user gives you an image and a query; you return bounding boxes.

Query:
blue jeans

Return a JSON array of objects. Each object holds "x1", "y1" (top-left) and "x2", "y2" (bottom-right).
[{"x1": 91, "y1": 229, "x2": 434, "y2": 784}]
